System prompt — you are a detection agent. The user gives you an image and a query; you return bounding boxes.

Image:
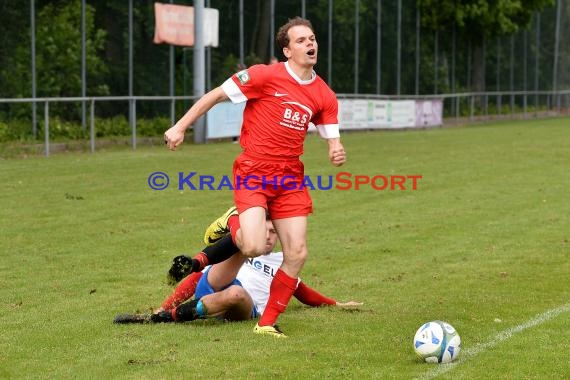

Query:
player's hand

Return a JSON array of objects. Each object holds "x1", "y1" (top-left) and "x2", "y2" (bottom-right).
[
  {"x1": 330, "y1": 147, "x2": 346, "y2": 166},
  {"x1": 164, "y1": 125, "x2": 186, "y2": 151},
  {"x1": 335, "y1": 301, "x2": 363, "y2": 308},
  {"x1": 328, "y1": 138, "x2": 346, "y2": 167}
]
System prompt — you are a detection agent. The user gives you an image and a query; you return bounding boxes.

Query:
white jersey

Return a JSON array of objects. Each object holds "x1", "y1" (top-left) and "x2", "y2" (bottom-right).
[{"x1": 236, "y1": 252, "x2": 301, "y2": 315}]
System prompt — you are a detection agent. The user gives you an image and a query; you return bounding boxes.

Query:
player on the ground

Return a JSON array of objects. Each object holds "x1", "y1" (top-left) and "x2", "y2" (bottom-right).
[
  {"x1": 164, "y1": 17, "x2": 346, "y2": 337},
  {"x1": 114, "y1": 218, "x2": 361, "y2": 327}
]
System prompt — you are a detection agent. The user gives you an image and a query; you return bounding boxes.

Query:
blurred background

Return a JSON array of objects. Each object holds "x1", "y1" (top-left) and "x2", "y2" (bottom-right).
[{"x1": 0, "y1": 0, "x2": 568, "y2": 147}]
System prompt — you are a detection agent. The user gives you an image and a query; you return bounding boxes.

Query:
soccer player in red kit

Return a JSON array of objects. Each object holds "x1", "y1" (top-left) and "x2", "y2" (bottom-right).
[{"x1": 164, "y1": 17, "x2": 346, "y2": 337}]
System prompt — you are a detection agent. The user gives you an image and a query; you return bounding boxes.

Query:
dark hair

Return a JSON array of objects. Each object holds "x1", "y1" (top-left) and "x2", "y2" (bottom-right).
[{"x1": 276, "y1": 17, "x2": 314, "y2": 49}]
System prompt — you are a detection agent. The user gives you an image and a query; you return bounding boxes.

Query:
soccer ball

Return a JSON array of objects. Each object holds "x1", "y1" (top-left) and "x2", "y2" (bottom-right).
[{"x1": 413, "y1": 320, "x2": 461, "y2": 363}]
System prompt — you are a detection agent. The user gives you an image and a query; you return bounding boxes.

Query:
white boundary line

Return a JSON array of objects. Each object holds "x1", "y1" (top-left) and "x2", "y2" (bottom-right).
[{"x1": 416, "y1": 303, "x2": 570, "y2": 380}]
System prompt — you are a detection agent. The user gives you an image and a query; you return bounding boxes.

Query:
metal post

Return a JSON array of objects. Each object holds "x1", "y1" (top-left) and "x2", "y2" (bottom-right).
[
  {"x1": 483, "y1": 37, "x2": 487, "y2": 118},
  {"x1": 270, "y1": 0, "x2": 275, "y2": 58},
  {"x1": 206, "y1": 0, "x2": 211, "y2": 90},
  {"x1": 510, "y1": 35, "x2": 514, "y2": 116},
  {"x1": 128, "y1": 0, "x2": 134, "y2": 135},
  {"x1": 81, "y1": 0, "x2": 86, "y2": 130},
  {"x1": 327, "y1": 0, "x2": 333, "y2": 86},
  {"x1": 552, "y1": 0, "x2": 561, "y2": 112},
  {"x1": 467, "y1": 40, "x2": 471, "y2": 93},
  {"x1": 90, "y1": 99, "x2": 95, "y2": 153},
  {"x1": 415, "y1": 5, "x2": 419, "y2": 95},
  {"x1": 301, "y1": 0, "x2": 306, "y2": 18},
  {"x1": 434, "y1": 31, "x2": 438, "y2": 94},
  {"x1": 239, "y1": 0, "x2": 244, "y2": 65},
  {"x1": 452, "y1": 24, "x2": 456, "y2": 118},
  {"x1": 30, "y1": 0, "x2": 37, "y2": 138},
  {"x1": 128, "y1": 1, "x2": 133, "y2": 96},
  {"x1": 396, "y1": 0, "x2": 401, "y2": 95},
  {"x1": 131, "y1": 99, "x2": 137, "y2": 149},
  {"x1": 523, "y1": 30, "x2": 528, "y2": 118},
  {"x1": 496, "y1": 37, "x2": 501, "y2": 116},
  {"x1": 377, "y1": 0, "x2": 382, "y2": 94},
  {"x1": 193, "y1": 0, "x2": 206, "y2": 144},
  {"x1": 354, "y1": 0, "x2": 359, "y2": 94},
  {"x1": 44, "y1": 102, "x2": 49, "y2": 157},
  {"x1": 535, "y1": 13, "x2": 540, "y2": 113},
  {"x1": 169, "y1": 0, "x2": 175, "y2": 128}
]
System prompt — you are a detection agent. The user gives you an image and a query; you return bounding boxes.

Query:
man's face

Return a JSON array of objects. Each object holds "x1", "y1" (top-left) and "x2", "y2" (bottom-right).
[
  {"x1": 264, "y1": 220, "x2": 278, "y2": 254},
  {"x1": 283, "y1": 25, "x2": 318, "y2": 67}
]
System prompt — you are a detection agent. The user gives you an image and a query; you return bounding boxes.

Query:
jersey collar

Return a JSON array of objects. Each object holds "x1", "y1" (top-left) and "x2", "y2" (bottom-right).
[{"x1": 284, "y1": 61, "x2": 317, "y2": 85}]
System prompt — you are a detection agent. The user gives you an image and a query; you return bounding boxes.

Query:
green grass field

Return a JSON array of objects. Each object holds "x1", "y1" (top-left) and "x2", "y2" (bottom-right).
[{"x1": 1, "y1": 118, "x2": 569, "y2": 379}]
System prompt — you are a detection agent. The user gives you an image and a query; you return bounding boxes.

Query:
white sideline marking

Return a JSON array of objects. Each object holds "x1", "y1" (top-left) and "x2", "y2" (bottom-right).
[{"x1": 416, "y1": 303, "x2": 570, "y2": 380}]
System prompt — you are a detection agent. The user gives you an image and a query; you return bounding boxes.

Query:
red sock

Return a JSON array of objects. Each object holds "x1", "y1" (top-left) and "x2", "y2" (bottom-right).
[
  {"x1": 160, "y1": 272, "x2": 203, "y2": 311},
  {"x1": 228, "y1": 214, "x2": 240, "y2": 243},
  {"x1": 194, "y1": 252, "x2": 209, "y2": 271},
  {"x1": 258, "y1": 269, "x2": 298, "y2": 326}
]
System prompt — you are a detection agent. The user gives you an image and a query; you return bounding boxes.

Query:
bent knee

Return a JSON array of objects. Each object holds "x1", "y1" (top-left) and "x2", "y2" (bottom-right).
[
  {"x1": 239, "y1": 240, "x2": 267, "y2": 257},
  {"x1": 226, "y1": 287, "x2": 250, "y2": 305},
  {"x1": 287, "y1": 245, "x2": 308, "y2": 260}
]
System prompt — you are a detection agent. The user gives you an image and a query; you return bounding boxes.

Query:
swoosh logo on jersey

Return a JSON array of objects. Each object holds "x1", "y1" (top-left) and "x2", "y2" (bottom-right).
[{"x1": 274, "y1": 92, "x2": 288, "y2": 97}]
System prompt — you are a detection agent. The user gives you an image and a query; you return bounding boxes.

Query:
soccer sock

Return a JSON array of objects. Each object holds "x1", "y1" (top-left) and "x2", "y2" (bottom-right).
[
  {"x1": 293, "y1": 281, "x2": 336, "y2": 306},
  {"x1": 191, "y1": 235, "x2": 240, "y2": 272},
  {"x1": 174, "y1": 299, "x2": 207, "y2": 321},
  {"x1": 228, "y1": 214, "x2": 240, "y2": 243},
  {"x1": 258, "y1": 269, "x2": 298, "y2": 327},
  {"x1": 161, "y1": 272, "x2": 203, "y2": 311}
]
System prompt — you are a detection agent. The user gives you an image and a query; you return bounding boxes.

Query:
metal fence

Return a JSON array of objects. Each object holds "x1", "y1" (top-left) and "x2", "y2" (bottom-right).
[
  {"x1": 1, "y1": 90, "x2": 567, "y2": 156},
  {"x1": 2, "y1": 1, "x2": 569, "y2": 112},
  {"x1": 1, "y1": 0, "x2": 569, "y2": 156}
]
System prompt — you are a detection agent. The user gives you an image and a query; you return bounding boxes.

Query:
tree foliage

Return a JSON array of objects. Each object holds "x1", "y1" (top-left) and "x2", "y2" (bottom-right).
[
  {"x1": 418, "y1": 0, "x2": 554, "y2": 37},
  {"x1": 417, "y1": 0, "x2": 555, "y2": 91},
  {"x1": 1, "y1": 1, "x2": 108, "y2": 99},
  {"x1": 0, "y1": 0, "x2": 565, "y2": 115}
]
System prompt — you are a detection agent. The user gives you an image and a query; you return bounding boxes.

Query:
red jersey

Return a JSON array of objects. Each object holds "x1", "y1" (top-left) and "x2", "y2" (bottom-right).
[{"x1": 221, "y1": 62, "x2": 339, "y2": 159}]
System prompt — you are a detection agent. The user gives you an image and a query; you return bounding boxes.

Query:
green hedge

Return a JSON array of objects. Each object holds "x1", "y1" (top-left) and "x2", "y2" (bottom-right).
[{"x1": 0, "y1": 116, "x2": 170, "y2": 142}]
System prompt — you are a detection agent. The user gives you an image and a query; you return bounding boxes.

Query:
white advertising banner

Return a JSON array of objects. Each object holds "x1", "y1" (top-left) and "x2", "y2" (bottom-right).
[
  {"x1": 206, "y1": 102, "x2": 245, "y2": 139},
  {"x1": 338, "y1": 99, "x2": 417, "y2": 129},
  {"x1": 415, "y1": 99, "x2": 443, "y2": 127},
  {"x1": 207, "y1": 99, "x2": 442, "y2": 139}
]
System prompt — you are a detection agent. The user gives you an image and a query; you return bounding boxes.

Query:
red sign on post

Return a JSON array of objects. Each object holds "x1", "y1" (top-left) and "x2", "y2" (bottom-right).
[{"x1": 153, "y1": 3, "x2": 195, "y2": 47}]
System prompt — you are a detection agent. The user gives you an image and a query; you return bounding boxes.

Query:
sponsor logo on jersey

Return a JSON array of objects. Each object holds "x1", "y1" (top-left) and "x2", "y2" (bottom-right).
[
  {"x1": 280, "y1": 101, "x2": 313, "y2": 131},
  {"x1": 246, "y1": 258, "x2": 277, "y2": 277}
]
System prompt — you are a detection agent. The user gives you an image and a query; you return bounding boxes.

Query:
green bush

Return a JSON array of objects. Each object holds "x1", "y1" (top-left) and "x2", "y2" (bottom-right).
[
  {"x1": 0, "y1": 116, "x2": 171, "y2": 142},
  {"x1": 94, "y1": 116, "x2": 130, "y2": 137},
  {"x1": 0, "y1": 119, "x2": 36, "y2": 142},
  {"x1": 137, "y1": 117, "x2": 170, "y2": 137}
]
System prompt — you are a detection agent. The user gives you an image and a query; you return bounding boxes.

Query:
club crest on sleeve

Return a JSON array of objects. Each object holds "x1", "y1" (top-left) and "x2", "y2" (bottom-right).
[{"x1": 237, "y1": 70, "x2": 250, "y2": 85}]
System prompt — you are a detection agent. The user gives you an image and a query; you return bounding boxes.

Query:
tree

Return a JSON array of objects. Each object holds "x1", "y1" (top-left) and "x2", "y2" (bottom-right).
[
  {"x1": 417, "y1": 0, "x2": 555, "y2": 92},
  {"x1": 1, "y1": 0, "x2": 108, "y2": 118}
]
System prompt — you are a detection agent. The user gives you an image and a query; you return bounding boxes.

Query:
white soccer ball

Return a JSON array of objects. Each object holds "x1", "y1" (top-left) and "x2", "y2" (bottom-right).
[{"x1": 413, "y1": 320, "x2": 461, "y2": 363}]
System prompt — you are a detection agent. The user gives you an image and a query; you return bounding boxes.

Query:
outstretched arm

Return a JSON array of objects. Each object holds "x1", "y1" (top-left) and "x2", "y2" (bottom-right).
[{"x1": 164, "y1": 86, "x2": 229, "y2": 150}]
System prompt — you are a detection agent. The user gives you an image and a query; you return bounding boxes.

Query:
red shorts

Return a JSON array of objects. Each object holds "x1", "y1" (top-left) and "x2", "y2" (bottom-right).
[{"x1": 232, "y1": 152, "x2": 312, "y2": 219}]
